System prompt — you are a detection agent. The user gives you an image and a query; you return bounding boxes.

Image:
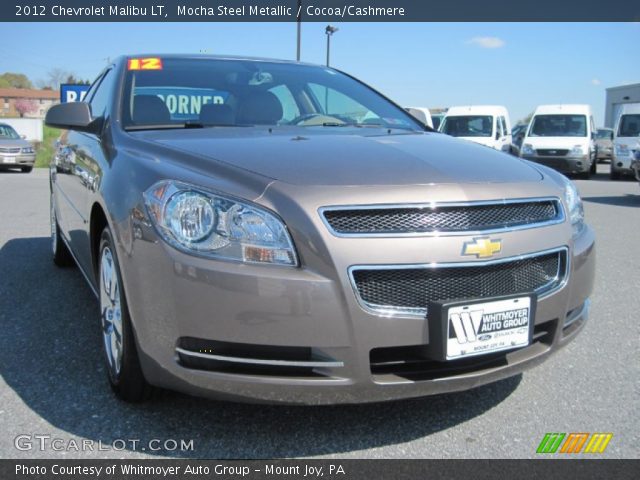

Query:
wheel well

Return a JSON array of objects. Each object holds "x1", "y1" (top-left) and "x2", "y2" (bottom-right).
[{"x1": 90, "y1": 203, "x2": 108, "y2": 279}]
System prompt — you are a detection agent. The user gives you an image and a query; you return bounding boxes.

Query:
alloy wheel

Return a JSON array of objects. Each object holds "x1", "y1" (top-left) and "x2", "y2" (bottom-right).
[{"x1": 100, "y1": 247, "x2": 123, "y2": 379}]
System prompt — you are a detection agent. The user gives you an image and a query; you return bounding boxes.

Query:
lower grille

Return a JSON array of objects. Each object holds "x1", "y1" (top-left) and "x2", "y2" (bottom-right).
[
  {"x1": 537, "y1": 149, "x2": 569, "y2": 156},
  {"x1": 351, "y1": 249, "x2": 567, "y2": 317},
  {"x1": 370, "y1": 320, "x2": 556, "y2": 381}
]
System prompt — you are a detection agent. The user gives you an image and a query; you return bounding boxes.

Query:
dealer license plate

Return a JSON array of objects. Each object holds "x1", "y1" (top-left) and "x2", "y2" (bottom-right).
[{"x1": 446, "y1": 296, "x2": 532, "y2": 360}]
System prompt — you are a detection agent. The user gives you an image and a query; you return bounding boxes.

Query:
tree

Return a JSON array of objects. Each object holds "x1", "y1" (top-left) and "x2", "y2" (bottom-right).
[
  {"x1": 46, "y1": 68, "x2": 73, "y2": 90},
  {"x1": 0, "y1": 72, "x2": 33, "y2": 89},
  {"x1": 14, "y1": 99, "x2": 38, "y2": 118},
  {"x1": 518, "y1": 112, "x2": 534, "y2": 126}
]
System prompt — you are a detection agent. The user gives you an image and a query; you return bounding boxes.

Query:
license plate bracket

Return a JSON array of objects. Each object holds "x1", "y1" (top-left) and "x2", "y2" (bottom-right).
[{"x1": 429, "y1": 293, "x2": 537, "y2": 361}]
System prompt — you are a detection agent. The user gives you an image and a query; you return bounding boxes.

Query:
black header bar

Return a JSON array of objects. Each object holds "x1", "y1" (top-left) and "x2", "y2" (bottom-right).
[
  {"x1": 2, "y1": 459, "x2": 639, "y2": 480},
  {"x1": 3, "y1": 0, "x2": 640, "y2": 22}
]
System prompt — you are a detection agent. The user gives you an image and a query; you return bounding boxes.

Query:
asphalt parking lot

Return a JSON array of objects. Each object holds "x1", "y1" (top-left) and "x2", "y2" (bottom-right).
[{"x1": 0, "y1": 166, "x2": 638, "y2": 459}]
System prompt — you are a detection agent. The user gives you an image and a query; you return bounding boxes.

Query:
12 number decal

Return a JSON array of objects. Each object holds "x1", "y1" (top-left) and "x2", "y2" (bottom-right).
[{"x1": 127, "y1": 58, "x2": 163, "y2": 71}]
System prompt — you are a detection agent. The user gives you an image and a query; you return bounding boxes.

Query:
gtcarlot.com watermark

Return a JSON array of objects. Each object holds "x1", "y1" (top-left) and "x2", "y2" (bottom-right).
[{"x1": 14, "y1": 434, "x2": 194, "y2": 452}]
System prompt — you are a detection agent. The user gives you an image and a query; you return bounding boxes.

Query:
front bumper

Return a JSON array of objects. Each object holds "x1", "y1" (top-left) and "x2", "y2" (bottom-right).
[
  {"x1": 612, "y1": 154, "x2": 635, "y2": 174},
  {"x1": 522, "y1": 154, "x2": 589, "y2": 174},
  {"x1": 120, "y1": 194, "x2": 595, "y2": 405},
  {"x1": 0, "y1": 153, "x2": 35, "y2": 167}
]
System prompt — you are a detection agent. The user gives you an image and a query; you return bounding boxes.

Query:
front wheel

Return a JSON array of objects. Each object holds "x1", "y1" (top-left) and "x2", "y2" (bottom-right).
[
  {"x1": 590, "y1": 158, "x2": 597, "y2": 175},
  {"x1": 99, "y1": 227, "x2": 154, "y2": 402},
  {"x1": 610, "y1": 169, "x2": 621, "y2": 180},
  {"x1": 21, "y1": 166, "x2": 33, "y2": 173}
]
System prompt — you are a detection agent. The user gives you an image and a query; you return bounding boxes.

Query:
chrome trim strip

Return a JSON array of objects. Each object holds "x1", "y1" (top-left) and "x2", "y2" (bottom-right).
[
  {"x1": 175, "y1": 347, "x2": 344, "y2": 368},
  {"x1": 319, "y1": 197, "x2": 565, "y2": 238},
  {"x1": 564, "y1": 299, "x2": 590, "y2": 328},
  {"x1": 348, "y1": 246, "x2": 570, "y2": 318}
]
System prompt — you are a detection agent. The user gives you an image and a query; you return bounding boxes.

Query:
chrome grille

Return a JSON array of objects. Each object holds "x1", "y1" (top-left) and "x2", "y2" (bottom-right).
[
  {"x1": 0, "y1": 147, "x2": 20, "y2": 154},
  {"x1": 322, "y1": 199, "x2": 561, "y2": 236},
  {"x1": 350, "y1": 249, "x2": 567, "y2": 317},
  {"x1": 537, "y1": 149, "x2": 569, "y2": 157}
]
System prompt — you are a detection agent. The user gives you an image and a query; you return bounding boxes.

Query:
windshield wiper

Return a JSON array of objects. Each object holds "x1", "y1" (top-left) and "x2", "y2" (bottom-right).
[
  {"x1": 124, "y1": 122, "x2": 244, "y2": 132},
  {"x1": 124, "y1": 123, "x2": 202, "y2": 132}
]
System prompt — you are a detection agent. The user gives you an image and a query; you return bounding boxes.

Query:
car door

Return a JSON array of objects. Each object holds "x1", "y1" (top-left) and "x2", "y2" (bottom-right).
[
  {"x1": 53, "y1": 72, "x2": 105, "y2": 257},
  {"x1": 55, "y1": 68, "x2": 115, "y2": 276}
]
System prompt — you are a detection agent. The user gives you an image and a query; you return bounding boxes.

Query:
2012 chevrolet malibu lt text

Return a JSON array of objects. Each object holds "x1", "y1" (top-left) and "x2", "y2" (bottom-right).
[{"x1": 45, "y1": 55, "x2": 595, "y2": 404}]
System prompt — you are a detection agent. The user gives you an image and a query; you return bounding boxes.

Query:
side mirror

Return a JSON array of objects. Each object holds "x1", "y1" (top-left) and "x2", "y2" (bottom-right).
[
  {"x1": 45, "y1": 102, "x2": 100, "y2": 133},
  {"x1": 496, "y1": 131, "x2": 502, "y2": 140},
  {"x1": 20, "y1": 134, "x2": 26, "y2": 139}
]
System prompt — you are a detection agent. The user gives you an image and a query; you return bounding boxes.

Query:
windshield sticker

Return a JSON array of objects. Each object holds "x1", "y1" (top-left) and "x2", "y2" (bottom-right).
[
  {"x1": 128, "y1": 58, "x2": 163, "y2": 71},
  {"x1": 134, "y1": 87, "x2": 229, "y2": 121}
]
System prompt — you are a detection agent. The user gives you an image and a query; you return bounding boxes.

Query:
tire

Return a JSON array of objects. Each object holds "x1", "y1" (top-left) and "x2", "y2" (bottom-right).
[
  {"x1": 610, "y1": 169, "x2": 621, "y2": 180},
  {"x1": 21, "y1": 166, "x2": 33, "y2": 173},
  {"x1": 50, "y1": 193, "x2": 74, "y2": 267},
  {"x1": 590, "y1": 158, "x2": 597, "y2": 175},
  {"x1": 98, "y1": 226, "x2": 154, "y2": 402}
]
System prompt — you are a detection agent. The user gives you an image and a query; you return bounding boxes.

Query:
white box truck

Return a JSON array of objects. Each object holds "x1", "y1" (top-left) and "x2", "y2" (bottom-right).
[
  {"x1": 520, "y1": 104, "x2": 597, "y2": 179},
  {"x1": 611, "y1": 103, "x2": 640, "y2": 180}
]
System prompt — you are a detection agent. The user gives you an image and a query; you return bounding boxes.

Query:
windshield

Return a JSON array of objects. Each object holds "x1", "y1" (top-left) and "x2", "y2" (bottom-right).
[
  {"x1": 596, "y1": 129, "x2": 613, "y2": 140},
  {"x1": 618, "y1": 114, "x2": 640, "y2": 137},
  {"x1": 440, "y1": 115, "x2": 493, "y2": 137},
  {"x1": 529, "y1": 114, "x2": 587, "y2": 137},
  {"x1": 0, "y1": 124, "x2": 20, "y2": 139},
  {"x1": 122, "y1": 57, "x2": 422, "y2": 131}
]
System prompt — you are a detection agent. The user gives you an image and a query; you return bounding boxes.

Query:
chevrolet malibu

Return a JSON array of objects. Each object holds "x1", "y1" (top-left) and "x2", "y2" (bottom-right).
[{"x1": 45, "y1": 55, "x2": 595, "y2": 403}]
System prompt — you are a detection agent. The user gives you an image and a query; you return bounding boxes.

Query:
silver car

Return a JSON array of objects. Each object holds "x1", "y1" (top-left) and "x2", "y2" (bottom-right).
[
  {"x1": 0, "y1": 123, "x2": 36, "y2": 173},
  {"x1": 45, "y1": 55, "x2": 595, "y2": 404}
]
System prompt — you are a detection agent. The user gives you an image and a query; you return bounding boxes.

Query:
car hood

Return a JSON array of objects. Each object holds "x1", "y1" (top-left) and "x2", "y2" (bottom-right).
[
  {"x1": 454, "y1": 136, "x2": 498, "y2": 149},
  {"x1": 137, "y1": 127, "x2": 543, "y2": 186},
  {"x1": 0, "y1": 138, "x2": 31, "y2": 149}
]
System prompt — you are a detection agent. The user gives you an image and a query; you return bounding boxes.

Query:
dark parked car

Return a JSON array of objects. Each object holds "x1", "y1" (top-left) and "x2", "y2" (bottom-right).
[
  {"x1": 595, "y1": 127, "x2": 614, "y2": 163},
  {"x1": 45, "y1": 55, "x2": 595, "y2": 403},
  {"x1": 511, "y1": 123, "x2": 527, "y2": 155}
]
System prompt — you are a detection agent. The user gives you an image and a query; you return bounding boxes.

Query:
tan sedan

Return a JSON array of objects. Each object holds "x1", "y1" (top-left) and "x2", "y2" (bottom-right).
[{"x1": 45, "y1": 55, "x2": 595, "y2": 404}]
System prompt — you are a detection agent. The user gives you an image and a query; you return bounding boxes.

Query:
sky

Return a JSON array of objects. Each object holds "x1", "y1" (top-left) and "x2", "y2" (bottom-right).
[{"x1": 0, "y1": 22, "x2": 638, "y2": 124}]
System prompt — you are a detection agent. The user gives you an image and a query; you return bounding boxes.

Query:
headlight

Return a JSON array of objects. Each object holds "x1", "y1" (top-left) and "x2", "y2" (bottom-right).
[
  {"x1": 144, "y1": 181, "x2": 298, "y2": 266},
  {"x1": 569, "y1": 145, "x2": 584, "y2": 156},
  {"x1": 564, "y1": 180, "x2": 584, "y2": 236},
  {"x1": 21, "y1": 146, "x2": 34, "y2": 154},
  {"x1": 522, "y1": 143, "x2": 535, "y2": 155},
  {"x1": 615, "y1": 144, "x2": 629, "y2": 156}
]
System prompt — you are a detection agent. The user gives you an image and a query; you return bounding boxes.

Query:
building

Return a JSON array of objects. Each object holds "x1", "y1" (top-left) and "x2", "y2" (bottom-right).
[
  {"x1": 0, "y1": 88, "x2": 59, "y2": 119},
  {"x1": 604, "y1": 83, "x2": 640, "y2": 128}
]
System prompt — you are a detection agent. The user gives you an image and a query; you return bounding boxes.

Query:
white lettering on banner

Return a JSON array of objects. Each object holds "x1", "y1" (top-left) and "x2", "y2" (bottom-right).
[{"x1": 156, "y1": 94, "x2": 224, "y2": 115}]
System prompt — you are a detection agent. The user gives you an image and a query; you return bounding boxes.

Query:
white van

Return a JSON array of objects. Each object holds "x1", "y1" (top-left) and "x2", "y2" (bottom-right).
[
  {"x1": 521, "y1": 104, "x2": 597, "y2": 179},
  {"x1": 405, "y1": 107, "x2": 434, "y2": 129},
  {"x1": 439, "y1": 106, "x2": 514, "y2": 154},
  {"x1": 611, "y1": 103, "x2": 640, "y2": 180}
]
